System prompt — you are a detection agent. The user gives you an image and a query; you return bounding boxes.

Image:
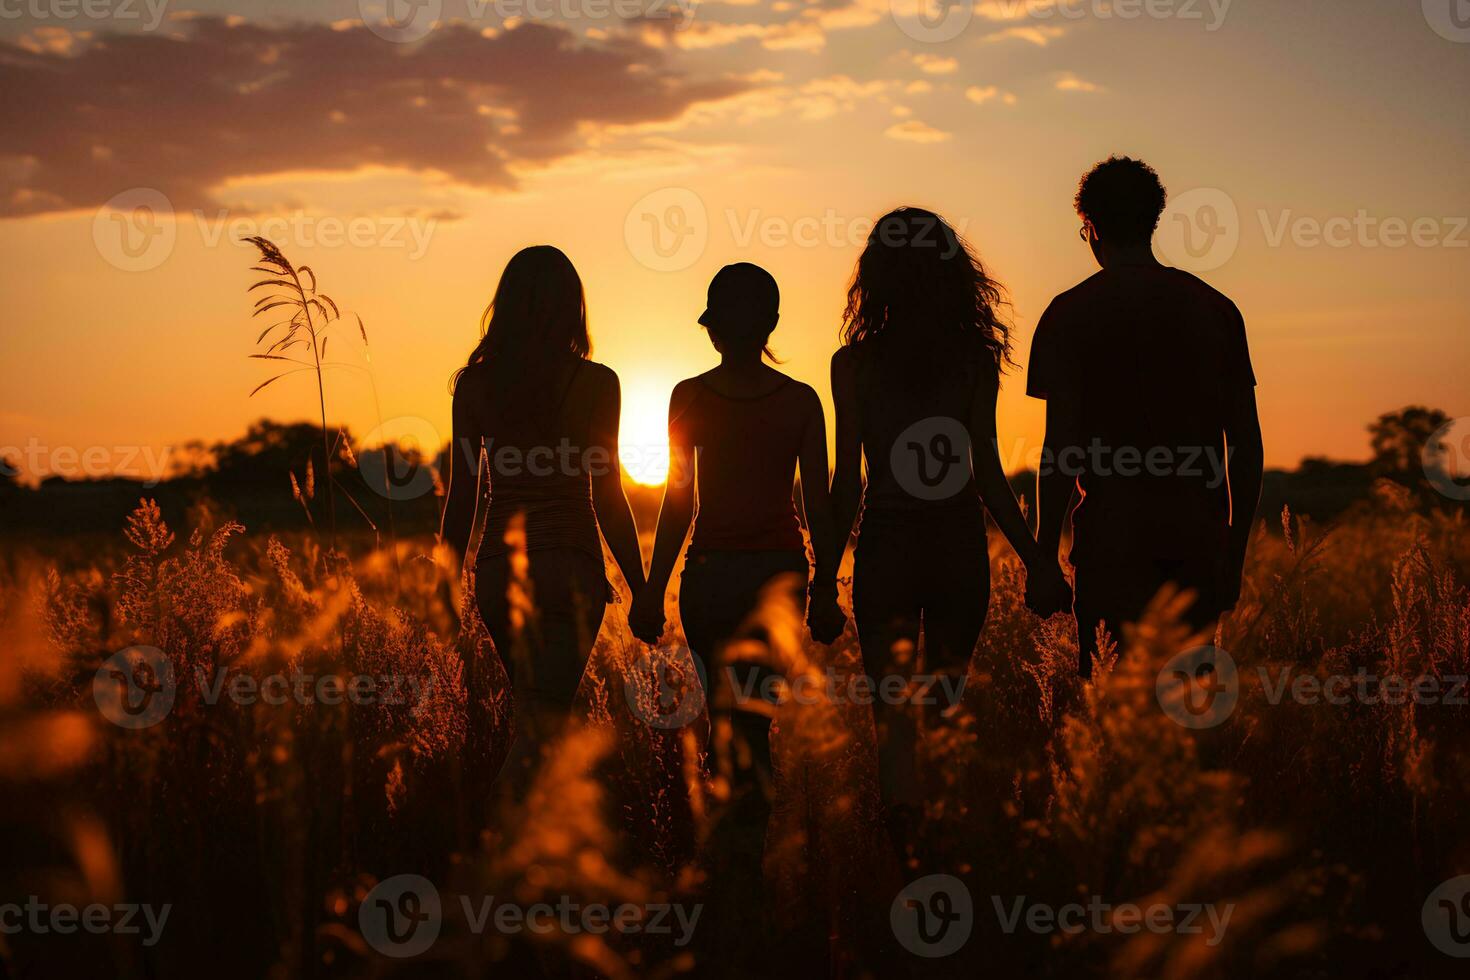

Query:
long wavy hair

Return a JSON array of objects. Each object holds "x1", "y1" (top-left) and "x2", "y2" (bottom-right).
[
  {"x1": 451, "y1": 245, "x2": 590, "y2": 421},
  {"x1": 840, "y1": 207, "x2": 1012, "y2": 375}
]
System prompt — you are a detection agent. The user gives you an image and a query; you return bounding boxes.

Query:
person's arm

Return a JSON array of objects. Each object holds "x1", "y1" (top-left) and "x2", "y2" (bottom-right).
[
  {"x1": 588, "y1": 368, "x2": 647, "y2": 599},
  {"x1": 796, "y1": 386, "x2": 846, "y2": 642},
  {"x1": 438, "y1": 383, "x2": 482, "y2": 570},
  {"x1": 1036, "y1": 391, "x2": 1082, "y2": 564},
  {"x1": 1221, "y1": 385, "x2": 1263, "y2": 609},
  {"x1": 629, "y1": 381, "x2": 698, "y2": 642},
  {"x1": 970, "y1": 372, "x2": 1070, "y2": 615},
  {"x1": 824, "y1": 347, "x2": 863, "y2": 592}
]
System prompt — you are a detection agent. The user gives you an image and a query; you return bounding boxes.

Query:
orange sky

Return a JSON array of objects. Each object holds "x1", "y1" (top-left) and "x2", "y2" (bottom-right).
[{"x1": 1, "y1": 1, "x2": 1467, "y2": 485}]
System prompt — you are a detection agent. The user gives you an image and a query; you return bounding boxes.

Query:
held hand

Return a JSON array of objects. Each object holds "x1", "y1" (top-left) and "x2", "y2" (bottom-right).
[
  {"x1": 1024, "y1": 560, "x2": 1073, "y2": 619},
  {"x1": 629, "y1": 583, "x2": 666, "y2": 645}
]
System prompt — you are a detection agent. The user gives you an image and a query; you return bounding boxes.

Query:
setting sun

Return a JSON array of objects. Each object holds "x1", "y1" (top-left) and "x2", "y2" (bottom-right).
[{"x1": 619, "y1": 379, "x2": 672, "y2": 485}]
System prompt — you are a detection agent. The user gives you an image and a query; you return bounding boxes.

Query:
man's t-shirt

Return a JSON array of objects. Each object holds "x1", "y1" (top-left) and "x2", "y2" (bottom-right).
[{"x1": 1027, "y1": 265, "x2": 1255, "y2": 568}]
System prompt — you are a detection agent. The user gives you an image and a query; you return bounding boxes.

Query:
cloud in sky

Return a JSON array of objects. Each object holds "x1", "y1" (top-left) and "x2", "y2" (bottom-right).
[
  {"x1": 885, "y1": 119, "x2": 951, "y2": 143},
  {"x1": 966, "y1": 85, "x2": 1018, "y2": 106},
  {"x1": 0, "y1": 17, "x2": 751, "y2": 218},
  {"x1": 910, "y1": 53, "x2": 959, "y2": 74},
  {"x1": 984, "y1": 24, "x2": 1066, "y2": 45},
  {"x1": 1055, "y1": 72, "x2": 1102, "y2": 92}
]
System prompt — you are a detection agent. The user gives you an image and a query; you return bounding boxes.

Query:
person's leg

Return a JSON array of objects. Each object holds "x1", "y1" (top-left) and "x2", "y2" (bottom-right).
[
  {"x1": 920, "y1": 510, "x2": 988, "y2": 691},
  {"x1": 851, "y1": 526, "x2": 924, "y2": 846},
  {"x1": 679, "y1": 551, "x2": 804, "y2": 796},
  {"x1": 677, "y1": 551, "x2": 804, "y2": 972},
  {"x1": 1071, "y1": 560, "x2": 1152, "y2": 678},
  {"x1": 477, "y1": 549, "x2": 606, "y2": 791}
]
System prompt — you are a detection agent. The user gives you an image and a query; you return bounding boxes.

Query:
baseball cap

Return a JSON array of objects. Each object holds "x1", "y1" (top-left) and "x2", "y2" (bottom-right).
[{"x1": 698, "y1": 263, "x2": 779, "y2": 333}]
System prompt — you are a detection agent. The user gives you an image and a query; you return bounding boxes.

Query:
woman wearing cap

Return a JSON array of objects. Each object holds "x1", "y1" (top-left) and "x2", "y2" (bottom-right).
[
  {"x1": 440, "y1": 245, "x2": 647, "y2": 791},
  {"x1": 816, "y1": 207, "x2": 1071, "y2": 857},
  {"x1": 630, "y1": 262, "x2": 845, "y2": 795}
]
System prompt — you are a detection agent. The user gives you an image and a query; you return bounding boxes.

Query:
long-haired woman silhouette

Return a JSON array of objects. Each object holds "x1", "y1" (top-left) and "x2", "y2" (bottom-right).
[
  {"x1": 817, "y1": 208, "x2": 1069, "y2": 856},
  {"x1": 440, "y1": 245, "x2": 646, "y2": 790}
]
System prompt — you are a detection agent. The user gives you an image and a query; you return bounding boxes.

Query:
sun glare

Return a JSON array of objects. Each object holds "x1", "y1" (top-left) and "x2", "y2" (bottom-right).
[{"x1": 620, "y1": 382, "x2": 671, "y2": 485}]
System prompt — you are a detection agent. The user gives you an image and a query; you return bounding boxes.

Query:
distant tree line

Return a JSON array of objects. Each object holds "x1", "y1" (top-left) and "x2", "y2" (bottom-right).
[{"x1": 1, "y1": 408, "x2": 1462, "y2": 541}]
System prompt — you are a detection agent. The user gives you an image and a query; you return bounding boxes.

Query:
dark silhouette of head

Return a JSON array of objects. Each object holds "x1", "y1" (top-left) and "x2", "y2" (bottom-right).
[
  {"x1": 841, "y1": 206, "x2": 1011, "y2": 372},
  {"x1": 698, "y1": 262, "x2": 780, "y2": 361},
  {"x1": 453, "y1": 245, "x2": 590, "y2": 411},
  {"x1": 1075, "y1": 156, "x2": 1167, "y2": 260}
]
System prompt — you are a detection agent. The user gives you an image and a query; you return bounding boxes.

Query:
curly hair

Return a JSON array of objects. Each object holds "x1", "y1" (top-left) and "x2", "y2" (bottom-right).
[
  {"x1": 840, "y1": 207, "x2": 1012, "y2": 373},
  {"x1": 1074, "y1": 156, "x2": 1168, "y2": 245}
]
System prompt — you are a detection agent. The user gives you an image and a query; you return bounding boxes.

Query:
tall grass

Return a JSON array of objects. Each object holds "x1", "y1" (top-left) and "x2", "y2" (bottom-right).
[{"x1": 4, "y1": 496, "x2": 1466, "y2": 977}]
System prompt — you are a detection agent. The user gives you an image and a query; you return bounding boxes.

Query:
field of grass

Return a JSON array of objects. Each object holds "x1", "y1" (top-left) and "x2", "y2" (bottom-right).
[{"x1": 2, "y1": 492, "x2": 1467, "y2": 978}]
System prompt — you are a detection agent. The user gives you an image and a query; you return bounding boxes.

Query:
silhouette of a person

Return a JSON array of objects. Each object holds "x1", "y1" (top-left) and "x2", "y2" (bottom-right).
[
  {"x1": 631, "y1": 263, "x2": 845, "y2": 783},
  {"x1": 1028, "y1": 157, "x2": 1264, "y2": 676},
  {"x1": 440, "y1": 245, "x2": 647, "y2": 788},
  {"x1": 817, "y1": 208, "x2": 1070, "y2": 855}
]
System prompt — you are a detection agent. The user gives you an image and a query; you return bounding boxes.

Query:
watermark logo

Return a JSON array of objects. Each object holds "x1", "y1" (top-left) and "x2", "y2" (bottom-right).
[
  {"x1": 361, "y1": 0, "x2": 441, "y2": 42},
  {"x1": 93, "y1": 188, "x2": 176, "y2": 272},
  {"x1": 1156, "y1": 645, "x2": 1238, "y2": 729},
  {"x1": 891, "y1": 874, "x2": 972, "y2": 957},
  {"x1": 624, "y1": 645, "x2": 707, "y2": 729},
  {"x1": 0, "y1": 0, "x2": 171, "y2": 30},
  {"x1": 0, "y1": 898, "x2": 171, "y2": 946},
  {"x1": 625, "y1": 188, "x2": 707, "y2": 272},
  {"x1": 890, "y1": 416, "x2": 972, "y2": 501},
  {"x1": 361, "y1": 874, "x2": 442, "y2": 957},
  {"x1": 1423, "y1": 0, "x2": 1470, "y2": 42},
  {"x1": 94, "y1": 646, "x2": 175, "y2": 730},
  {"x1": 1422, "y1": 417, "x2": 1470, "y2": 501},
  {"x1": 358, "y1": 416, "x2": 442, "y2": 501},
  {"x1": 1154, "y1": 187, "x2": 1239, "y2": 273},
  {"x1": 1423, "y1": 875, "x2": 1470, "y2": 957},
  {"x1": 992, "y1": 895, "x2": 1233, "y2": 945},
  {"x1": 890, "y1": 0, "x2": 972, "y2": 44}
]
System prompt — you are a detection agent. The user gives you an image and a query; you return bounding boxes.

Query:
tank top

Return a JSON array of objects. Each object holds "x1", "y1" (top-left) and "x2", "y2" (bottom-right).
[
  {"x1": 475, "y1": 359, "x2": 603, "y2": 563},
  {"x1": 855, "y1": 336, "x2": 988, "y2": 520},
  {"x1": 676, "y1": 376, "x2": 807, "y2": 553}
]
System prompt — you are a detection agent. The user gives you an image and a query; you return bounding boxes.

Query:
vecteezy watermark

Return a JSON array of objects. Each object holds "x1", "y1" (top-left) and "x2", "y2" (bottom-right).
[
  {"x1": 1258, "y1": 668, "x2": 1468, "y2": 708},
  {"x1": 1156, "y1": 645, "x2": 1240, "y2": 729},
  {"x1": 991, "y1": 895, "x2": 1234, "y2": 946},
  {"x1": 357, "y1": 416, "x2": 443, "y2": 501},
  {"x1": 889, "y1": 0, "x2": 1231, "y2": 45},
  {"x1": 0, "y1": 0, "x2": 169, "y2": 30},
  {"x1": 899, "y1": 421, "x2": 1234, "y2": 502},
  {"x1": 94, "y1": 646, "x2": 176, "y2": 730},
  {"x1": 622, "y1": 657, "x2": 968, "y2": 730},
  {"x1": 728, "y1": 666, "x2": 966, "y2": 710},
  {"x1": 1423, "y1": 875, "x2": 1470, "y2": 958},
  {"x1": 624, "y1": 192, "x2": 974, "y2": 272},
  {"x1": 0, "y1": 438, "x2": 173, "y2": 486},
  {"x1": 891, "y1": 416, "x2": 973, "y2": 501},
  {"x1": 359, "y1": 0, "x2": 695, "y2": 43},
  {"x1": 1423, "y1": 0, "x2": 1470, "y2": 43},
  {"x1": 1422, "y1": 417, "x2": 1470, "y2": 501},
  {"x1": 624, "y1": 645, "x2": 707, "y2": 729},
  {"x1": 1154, "y1": 187, "x2": 1241, "y2": 273},
  {"x1": 625, "y1": 187, "x2": 708, "y2": 273},
  {"x1": 94, "y1": 647, "x2": 438, "y2": 729},
  {"x1": 93, "y1": 192, "x2": 440, "y2": 272},
  {"x1": 93, "y1": 188, "x2": 177, "y2": 272},
  {"x1": 360, "y1": 874, "x2": 442, "y2": 957},
  {"x1": 891, "y1": 874, "x2": 973, "y2": 957},
  {"x1": 1258, "y1": 210, "x2": 1469, "y2": 251},
  {"x1": 0, "y1": 897, "x2": 171, "y2": 947},
  {"x1": 360, "y1": 875, "x2": 702, "y2": 958},
  {"x1": 1155, "y1": 188, "x2": 1469, "y2": 272}
]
